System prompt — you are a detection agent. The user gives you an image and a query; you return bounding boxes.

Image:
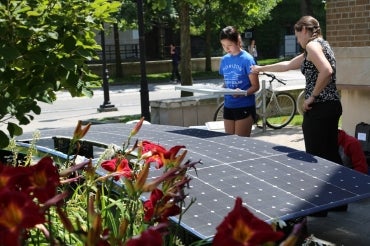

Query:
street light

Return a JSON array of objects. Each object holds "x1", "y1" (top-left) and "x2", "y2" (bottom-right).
[{"x1": 98, "y1": 23, "x2": 117, "y2": 112}]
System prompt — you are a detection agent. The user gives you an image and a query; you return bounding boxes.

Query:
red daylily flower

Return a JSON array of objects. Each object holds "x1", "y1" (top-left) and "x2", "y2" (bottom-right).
[
  {"x1": 27, "y1": 157, "x2": 60, "y2": 203},
  {"x1": 0, "y1": 190, "x2": 45, "y2": 246},
  {"x1": 143, "y1": 188, "x2": 181, "y2": 223},
  {"x1": 0, "y1": 164, "x2": 32, "y2": 192},
  {"x1": 213, "y1": 197, "x2": 284, "y2": 246},
  {"x1": 125, "y1": 226, "x2": 163, "y2": 246},
  {"x1": 101, "y1": 158, "x2": 132, "y2": 181},
  {"x1": 140, "y1": 141, "x2": 185, "y2": 168},
  {"x1": 140, "y1": 141, "x2": 167, "y2": 167}
]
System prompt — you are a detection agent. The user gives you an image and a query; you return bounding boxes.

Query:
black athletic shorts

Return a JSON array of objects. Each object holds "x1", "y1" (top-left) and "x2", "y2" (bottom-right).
[{"x1": 223, "y1": 106, "x2": 256, "y2": 121}]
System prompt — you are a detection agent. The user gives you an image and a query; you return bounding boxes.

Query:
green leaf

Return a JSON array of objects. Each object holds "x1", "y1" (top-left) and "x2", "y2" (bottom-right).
[
  {"x1": 0, "y1": 130, "x2": 10, "y2": 149},
  {"x1": 18, "y1": 116, "x2": 31, "y2": 125},
  {"x1": 27, "y1": 10, "x2": 42, "y2": 16},
  {"x1": 7, "y1": 122, "x2": 23, "y2": 137},
  {"x1": 64, "y1": 36, "x2": 77, "y2": 53},
  {"x1": 61, "y1": 58, "x2": 77, "y2": 70},
  {"x1": 47, "y1": 31, "x2": 59, "y2": 40}
]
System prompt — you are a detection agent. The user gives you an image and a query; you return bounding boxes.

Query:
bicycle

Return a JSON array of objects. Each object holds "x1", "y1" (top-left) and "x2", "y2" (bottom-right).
[
  {"x1": 296, "y1": 90, "x2": 305, "y2": 115},
  {"x1": 213, "y1": 72, "x2": 297, "y2": 129}
]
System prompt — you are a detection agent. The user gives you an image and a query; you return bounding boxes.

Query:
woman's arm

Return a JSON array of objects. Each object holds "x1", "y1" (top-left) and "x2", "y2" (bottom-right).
[
  {"x1": 246, "y1": 72, "x2": 260, "y2": 95},
  {"x1": 251, "y1": 54, "x2": 304, "y2": 73},
  {"x1": 305, "y1": 41, "x2": 333, "y2": 97}
]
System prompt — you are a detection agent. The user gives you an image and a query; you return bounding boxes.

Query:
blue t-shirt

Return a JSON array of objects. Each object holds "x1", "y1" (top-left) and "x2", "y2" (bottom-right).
[{"x1": 219, "y1": 50, "x2": 256, "y2": 108}]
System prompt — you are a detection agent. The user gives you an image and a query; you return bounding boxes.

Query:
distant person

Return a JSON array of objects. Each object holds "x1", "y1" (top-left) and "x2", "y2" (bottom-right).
[
  {"x1": 219, "y1": 26, "x2": 259, "y2": 137},
  {"x1": 170, "y1": 43, "x2": 181, "y2": 83},
  {"x1": 248, "y1": 39, "x2": 258, "y2": 64},
  {"x1": 338, "y1": 129, "x2": 368, "y2": 174}
]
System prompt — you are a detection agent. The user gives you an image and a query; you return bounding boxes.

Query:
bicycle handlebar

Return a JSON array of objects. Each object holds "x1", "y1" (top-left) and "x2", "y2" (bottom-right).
[{"x1": 260, "y1": 72, "x2": 286, "y2": 85}]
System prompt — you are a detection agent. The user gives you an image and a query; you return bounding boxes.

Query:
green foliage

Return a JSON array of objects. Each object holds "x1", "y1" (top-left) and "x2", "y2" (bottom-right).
[
  {"x1": 0, "y1": 0, "x2": 121, "y2": 148},
  {"x1": 253, "y1": 0, "x2": 326, "y2": 58}
]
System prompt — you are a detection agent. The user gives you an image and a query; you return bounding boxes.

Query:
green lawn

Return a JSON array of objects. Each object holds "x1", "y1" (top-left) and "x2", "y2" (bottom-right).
[{"x1": 290, "y1": 114, "x2": 303, "y2": 126}]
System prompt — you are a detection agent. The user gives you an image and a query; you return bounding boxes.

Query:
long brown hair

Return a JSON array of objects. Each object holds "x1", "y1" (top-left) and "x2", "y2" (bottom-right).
[{"x1": 294, "y1": 16, "x2": 322, "y2": 41}]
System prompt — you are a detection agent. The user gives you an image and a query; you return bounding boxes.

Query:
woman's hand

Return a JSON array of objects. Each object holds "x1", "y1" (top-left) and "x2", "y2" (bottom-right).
[
  {"x1": 233, "y1": 88, "x2": 244, "y2": 98},
  {"x1": 250, "y1": 65, "x2": 261, "y2": 74},
  {"x1": 303, "y1": 96, "x2": 315, "y2": 112}
]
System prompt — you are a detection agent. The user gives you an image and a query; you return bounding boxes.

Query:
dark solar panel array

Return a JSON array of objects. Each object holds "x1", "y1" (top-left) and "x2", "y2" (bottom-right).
[{"x1": 19, "y1": 123, "x2": 370, "y2": 239}]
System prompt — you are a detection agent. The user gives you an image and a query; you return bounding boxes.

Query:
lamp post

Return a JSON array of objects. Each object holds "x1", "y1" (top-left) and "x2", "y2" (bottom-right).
[
  {"x1": 98, "y1": 23, "x2": 117, "y2": 112},
  {"x1": 136, "y1": 0, "x2": 150, "y2": 121}
]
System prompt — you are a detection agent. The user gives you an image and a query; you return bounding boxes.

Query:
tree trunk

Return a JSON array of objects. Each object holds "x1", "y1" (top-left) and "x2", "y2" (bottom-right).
[
  {"x1": 204, "y1": 0, "x2": 212, "y2": 72},
  {"x1": 113, "y1": 23, "x2": 123, "y2": 78},
  {"x1": 178, "y1": 0, "x2": 193, "y2": 97}
]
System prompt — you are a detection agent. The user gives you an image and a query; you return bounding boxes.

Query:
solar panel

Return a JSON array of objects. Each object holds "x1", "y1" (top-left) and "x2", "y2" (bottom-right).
[{"x1": 18, "y1": 123, "x2": 370, "y2": 240}]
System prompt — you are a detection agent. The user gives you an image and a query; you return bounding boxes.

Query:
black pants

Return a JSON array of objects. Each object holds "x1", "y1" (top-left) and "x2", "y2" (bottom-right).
[
  {"x1": 302, "y1": 100, "x2": 342, "y2": 164},
  {"x1": 171, "y1": 63, "x2": 181, "y2": 81}
]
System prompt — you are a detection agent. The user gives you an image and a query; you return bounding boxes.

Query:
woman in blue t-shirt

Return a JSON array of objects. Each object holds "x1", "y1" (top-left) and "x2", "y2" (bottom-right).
[{"x1": 219, "y1": 26, "x2": 260, "y2": 137}]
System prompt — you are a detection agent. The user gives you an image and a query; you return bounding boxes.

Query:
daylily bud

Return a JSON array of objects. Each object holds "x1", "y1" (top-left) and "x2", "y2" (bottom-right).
[
  {"x1": 130, "y1": 117, "x2": 145, "y2": 137},
  {"x1": 134, "y1": 163, "x2": 150, "y2": 192},
  {"x1": 124, "y1": 178, "x2": 135, "y2": 197},
  {"x1": 73, "y1": 120, "x2": 91, "y2": 140},
  {"x1": 56, "y1": 207, "x2": 75, "y2": 232},
  {"x1": 174, "y1": 150, "x2": 187, "y2": 167},
  {"x1": 119, "y1": 218, "x2": 129, "y2": 239}
]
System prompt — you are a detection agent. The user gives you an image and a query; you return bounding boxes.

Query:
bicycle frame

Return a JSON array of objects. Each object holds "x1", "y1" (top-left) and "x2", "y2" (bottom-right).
[
  {"x1": 213, "y1": 72, "x2": 296, "y2": 131},
  {"x1": 258, "y1": 79, "x2": 268, "y2": 131},
  {"x1": 256, "y1": 75, "x2": 281, "y2": 131},
  {"x1": 255, "y1": 73, "x2": 296, "y2": 130}
]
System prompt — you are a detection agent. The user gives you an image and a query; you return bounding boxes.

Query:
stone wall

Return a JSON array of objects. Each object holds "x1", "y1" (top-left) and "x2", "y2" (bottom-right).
[
  {"x1": 150, "y1": 95, "x2": 221, "y2": 127},
  {"x1": 326, "y1": 0, "x2": 370, "y2": 136}
]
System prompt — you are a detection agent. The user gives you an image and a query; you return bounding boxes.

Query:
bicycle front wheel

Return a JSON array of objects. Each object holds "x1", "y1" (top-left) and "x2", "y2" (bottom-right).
[
  {"x1": 265, "y1": 92, "x2": 296, "y2": 129},
  {"x1": 213, "y1": 102, "x2": 224, "y2": 121}
]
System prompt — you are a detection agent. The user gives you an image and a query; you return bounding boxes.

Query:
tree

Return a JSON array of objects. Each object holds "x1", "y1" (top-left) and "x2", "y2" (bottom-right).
[
  {"x1": 178, "y1": 0, "x2": 193, "y2": 96},
  {"x1": 150, "y1": 0, "x2": 280, "y2": 80},
  {"x1": 252, "y1": 0, "x2": 326, "y2": 58},
  {"x1": 113, "y1": 23, "x2": 123, "y2": 78},
  {"x1": 148, "y1": 0, "x2": 200, "y2": 92},
  {"x1": 0, "y1": 0, "x2": 121, "y2": 148},
  {"x1": 193, "y1": 0, "x2": 281, "y2": 71},
  {"x1": 114, "y1": 0, "x2": 138, "y2": 77}
]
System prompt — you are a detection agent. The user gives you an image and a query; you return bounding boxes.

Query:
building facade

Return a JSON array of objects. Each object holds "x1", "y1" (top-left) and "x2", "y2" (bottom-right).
[{"x1": 326, "y1": 0, "x2": 370, "y2": 135}]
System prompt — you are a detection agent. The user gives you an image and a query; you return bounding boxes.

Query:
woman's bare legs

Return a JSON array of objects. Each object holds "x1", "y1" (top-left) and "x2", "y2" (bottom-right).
[
  {"x1": 224, "y1": 116, "x2": 254, "y2": 137},
  {"x1": 224, "y1": 119, "x2": 235, "y2": 135},
  {"x1": 235, "y1": 116, "x2": 254, "y2": 137}
]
